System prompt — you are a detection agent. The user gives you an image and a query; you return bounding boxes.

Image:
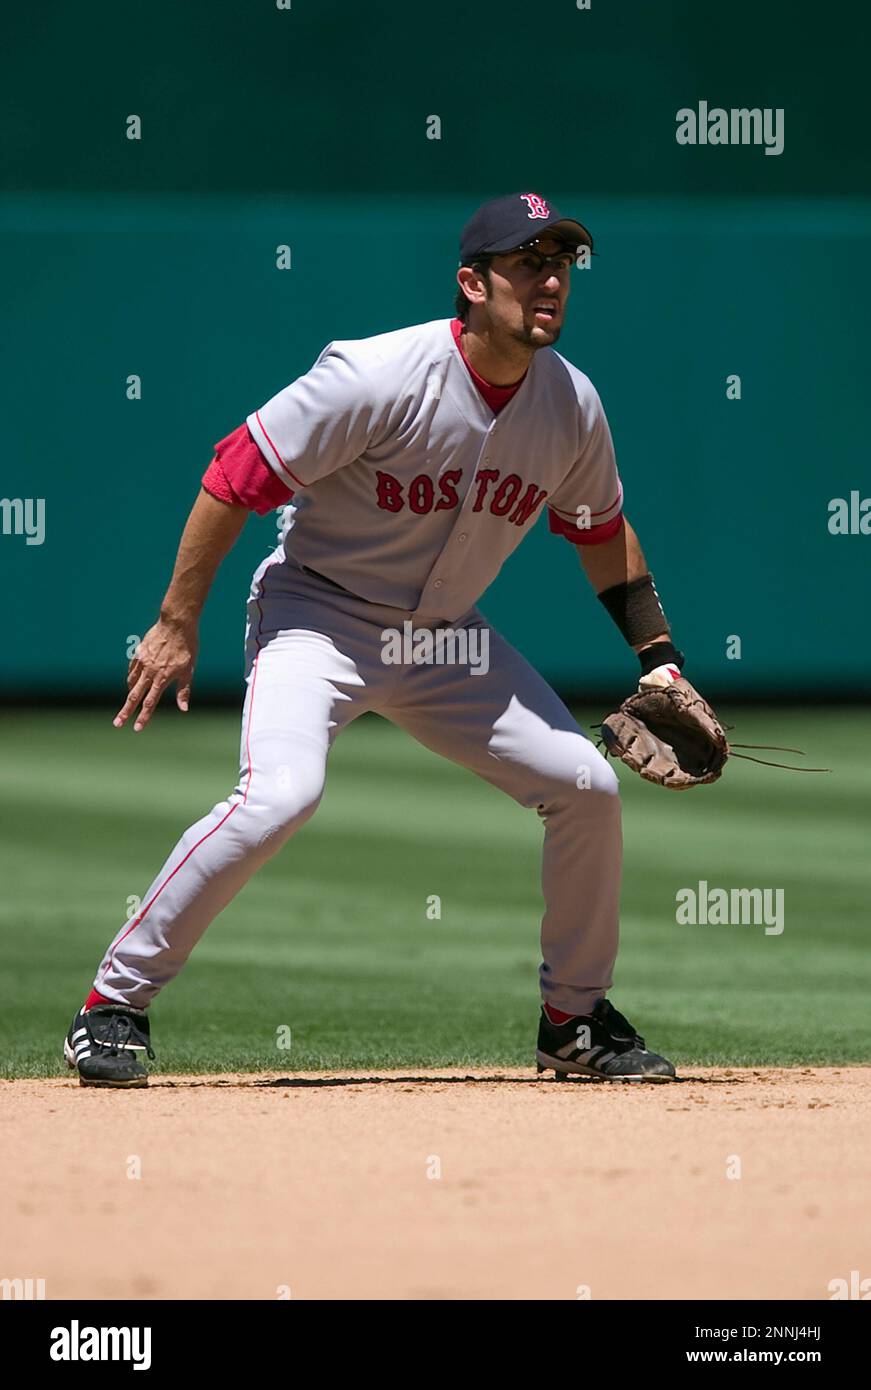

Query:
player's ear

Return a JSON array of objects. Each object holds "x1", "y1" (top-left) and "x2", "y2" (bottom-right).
[
  {"x1": 456, "y1": 265, "x2": 475, "y2": 301},
  {"x1": 457, "y1": 263, "x2": 488, "y2": 309}
]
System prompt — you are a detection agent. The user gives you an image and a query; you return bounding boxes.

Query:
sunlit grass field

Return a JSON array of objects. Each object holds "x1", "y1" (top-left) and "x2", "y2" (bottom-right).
[{"x1": 1, "y1": 706, "x2": 868, "y2": 1076}]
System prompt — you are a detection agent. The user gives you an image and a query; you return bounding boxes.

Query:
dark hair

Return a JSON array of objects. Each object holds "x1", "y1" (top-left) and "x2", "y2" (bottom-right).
[{"x1": 454, "y1": 257, "x2": 493, "y2": 322}]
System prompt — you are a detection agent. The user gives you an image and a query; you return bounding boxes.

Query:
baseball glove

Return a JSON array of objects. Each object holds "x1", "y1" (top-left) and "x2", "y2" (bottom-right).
[{"x1": 600, "y1": 677, "x2": 729, "y2": 790}]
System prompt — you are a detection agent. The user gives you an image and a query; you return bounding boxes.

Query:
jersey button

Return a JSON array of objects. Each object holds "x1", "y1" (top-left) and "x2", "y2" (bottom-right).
[
  {"x1": 458, "y1": 533, "x2": 467, "y2": 542},
  {"x1": 433, "y1": 579, "x2": 443, "y2": 589}
]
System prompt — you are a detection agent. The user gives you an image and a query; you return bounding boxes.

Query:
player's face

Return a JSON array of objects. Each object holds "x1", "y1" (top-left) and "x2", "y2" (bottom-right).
[{"x1": 485, "y1": 240, "x2": 575, "y2": 348}]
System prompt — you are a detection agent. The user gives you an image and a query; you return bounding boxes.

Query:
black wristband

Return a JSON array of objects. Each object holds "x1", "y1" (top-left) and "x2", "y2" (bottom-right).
[
  {"x1": 637, "y1": 640, "x2": 685, "y2": 677},
  {"x1": 597, "y1": 573, "x2": 671, "y2": 648}
]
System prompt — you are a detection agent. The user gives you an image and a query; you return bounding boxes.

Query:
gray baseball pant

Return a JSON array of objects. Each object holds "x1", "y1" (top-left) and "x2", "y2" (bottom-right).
[{"x1": 93, "y1": 552, "x2": 622, "y2": 1015}]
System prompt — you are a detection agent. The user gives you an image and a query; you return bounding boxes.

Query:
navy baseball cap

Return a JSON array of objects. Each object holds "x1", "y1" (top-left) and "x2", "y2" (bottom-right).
[{"x1": 459, "y1": 192, "x2": 593, "y2": 264}]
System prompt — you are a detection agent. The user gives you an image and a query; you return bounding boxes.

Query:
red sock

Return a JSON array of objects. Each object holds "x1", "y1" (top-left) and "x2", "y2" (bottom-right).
[
  {"x1": 544, "y1": 1003, "x2": 577, "y2": 1025},
  {"x1": 83, "y1": 988, "x2": 114, "y2": 1012}
]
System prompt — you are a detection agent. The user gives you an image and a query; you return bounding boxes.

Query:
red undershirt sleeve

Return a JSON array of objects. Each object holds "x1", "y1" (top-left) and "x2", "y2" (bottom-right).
[
  {"x1": 547, "y1": 506, "x2": 624, "y2": 546},
  {"x1": 201, "y1": 456, "x2": 238, "y2": 506},
  {"x1": 201, "y1": 424, "x2": 295, "y2": 515}
]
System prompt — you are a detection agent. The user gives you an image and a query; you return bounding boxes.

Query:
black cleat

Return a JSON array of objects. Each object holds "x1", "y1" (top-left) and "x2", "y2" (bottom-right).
[
  {"x1": 536, "y1": 998, "x2": 676, "y2": 1083},
  {"x1": 64, "y1": 1005, "x2": 155, "y2": 1088}
]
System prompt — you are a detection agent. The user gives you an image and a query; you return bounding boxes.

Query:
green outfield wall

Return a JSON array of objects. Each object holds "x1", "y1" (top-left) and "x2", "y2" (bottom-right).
[{"x1": 2, "y1": 1, "x2": 868, "y2": 697}]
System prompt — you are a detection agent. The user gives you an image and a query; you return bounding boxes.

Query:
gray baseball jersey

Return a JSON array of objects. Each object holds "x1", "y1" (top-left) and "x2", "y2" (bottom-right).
[{"x1": 247, "y1": 318, "x2": 622, "y2": 619}]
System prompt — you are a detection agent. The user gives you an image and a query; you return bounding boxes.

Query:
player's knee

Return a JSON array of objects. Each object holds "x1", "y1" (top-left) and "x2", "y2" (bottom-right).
[
  {"x1": 540, "y1": 742, "x2": 619, "y2": 810},
  {"x1": 239, "y1": 771, "x2": 325, "y2": 850},
  {"x1": 585, "y1": 750, "x2": 620, "y2": 799},
  {"x1": 562, "y1": 741, "x2": 619, "y2": 798},
  {"x1": 265, "y1": 780, "x2": 324, "y2": 841}
]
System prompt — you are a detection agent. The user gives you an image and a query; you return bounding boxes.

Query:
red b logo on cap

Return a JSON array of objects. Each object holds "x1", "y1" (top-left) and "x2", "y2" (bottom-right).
[{"x1": 520, "y1": 193, "x2": 550, "y2": 219}]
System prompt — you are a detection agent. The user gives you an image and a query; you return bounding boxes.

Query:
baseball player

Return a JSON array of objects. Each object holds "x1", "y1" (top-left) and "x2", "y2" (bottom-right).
[{"x1": 65, "y1": 192, "x2": 696, "y2": 1088}]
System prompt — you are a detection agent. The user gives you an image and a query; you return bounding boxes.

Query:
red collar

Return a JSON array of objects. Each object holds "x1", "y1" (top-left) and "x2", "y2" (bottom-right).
[{"x1": 450, "y1": 318, "x2": 526, "y2": 415}]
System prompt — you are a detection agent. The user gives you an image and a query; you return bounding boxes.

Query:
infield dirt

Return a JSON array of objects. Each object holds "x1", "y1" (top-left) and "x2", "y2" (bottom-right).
[{"x1": 2, "y1": 1067, "x2": 869, "y2": 1301}]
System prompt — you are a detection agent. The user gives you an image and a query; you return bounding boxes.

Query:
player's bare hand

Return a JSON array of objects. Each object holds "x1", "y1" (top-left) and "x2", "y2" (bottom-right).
[{"x1": 114, "y1": 618, "x2": 199, "y2": 732}]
